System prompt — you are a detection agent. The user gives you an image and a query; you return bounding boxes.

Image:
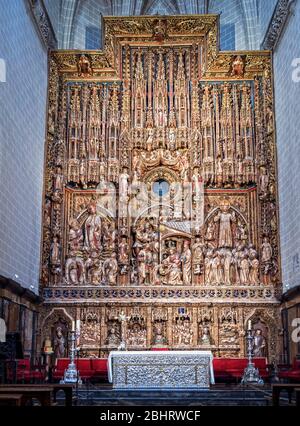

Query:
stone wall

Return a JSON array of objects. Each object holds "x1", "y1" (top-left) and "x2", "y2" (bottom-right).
[
  {"x1": 273, "y1": 0, "x2": 300, "y2": 291},
  {"x1": 0, "y1": 0, "x2": 47, "y2": 293}
]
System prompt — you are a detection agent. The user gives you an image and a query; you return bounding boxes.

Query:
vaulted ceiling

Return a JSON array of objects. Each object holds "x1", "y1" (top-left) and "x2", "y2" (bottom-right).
[{"x1": 44, "y1": 0, "x2": 262, "y2": 50}]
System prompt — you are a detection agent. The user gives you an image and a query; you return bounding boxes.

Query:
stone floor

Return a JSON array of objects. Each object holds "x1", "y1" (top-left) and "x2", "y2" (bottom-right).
[{"x1": 55, "y1": 383, "x2": 293, "y2": 406}]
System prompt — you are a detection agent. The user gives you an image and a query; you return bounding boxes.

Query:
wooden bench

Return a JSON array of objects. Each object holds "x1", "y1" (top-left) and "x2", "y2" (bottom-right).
[
  {"x1": 0, "y1": 383, "x2": 73, "y2": 406},
  {"x1": 295, "y1": 388, "x2": 300, "y2": 407},
  {"x1": 52, "y1": 383, "x2": 73, "y2": 406},
  {"x1": 0, "y1": 386, "x2": 53, "y2": 406},
  {"x1": 272, "y1": 383, "x2": 300, "y2": 406},
  {"x1": 0, "y1": 393, "x2": 23, "y2": 406}
]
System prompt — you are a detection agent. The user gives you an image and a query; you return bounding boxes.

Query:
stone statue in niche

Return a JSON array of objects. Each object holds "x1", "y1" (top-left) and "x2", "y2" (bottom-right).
[
  {"x1": 103, "y1": 252, "x2": 118, "y2": 285},
  {"x1": 152, "y1": 18, "x2": 167, "y2": 42},
  {"x1": 152, "y1": 322, "x2": 167, "y2": 347},
  {"x1": 231, "y1": 55, "x2": 244, "y2": 77},
  {"x1": 106, "y1": 324, "x2": 120, "y2": 347},
  {"x1": 200, "y1": 325, "x2": 211, "y2": 346},
  {"x1": 261, "y1": 237, "x2": 272, "y2": 263},
  {"x1": 50, "y1": 236, "x2": 61, "y2": 266},
  {"x1": 88, "y1": 138, "x2": 99, "y2": 160},
  {"x1": 53, "y1": 326, "x2": 66, "y2": 358},
  {"x1": 252, "y1": 329, "x2": 267, "y2": 357},
  {"x1": 214, "y1": 201, "x2": 236, "y2": 248},
  {"x1": 53, "y1": 165, "x2": 64, "y2": 191},
  {"x1": 83, "y1": 201, "x2": 102, "y2": 251},
  {"x1": 261, "y1": 236, "x2": 273, "y2": 283},
  {"x1": 259, "y1": 166, "x2": 269, "y2": 200},
  {"x1": 78, "y1": 54, "x2": 93, "y2": 77}
]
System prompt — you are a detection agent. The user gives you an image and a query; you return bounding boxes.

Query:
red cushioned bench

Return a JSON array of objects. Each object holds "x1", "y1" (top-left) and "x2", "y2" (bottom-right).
[
  {"x1": 213, "y1": 358, "x2": 269, "y2": 382},
  {"x1": 278, "y1": 359, "x2": 300, "y2": 382},
  {"x1": 91, "y1": 359, "x2": 108, "y2": 381},
  {"x1": 52, "y1": 358, "x2": 108, "y2": 382},
  {"x1": 6, "y1": 359, "x2": 45, "y2": 383}
]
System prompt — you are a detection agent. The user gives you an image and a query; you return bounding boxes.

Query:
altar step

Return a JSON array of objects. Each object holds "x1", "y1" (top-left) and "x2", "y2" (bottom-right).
[{"x1": 61, "y1": 385, "x2": 285, "y2": 406}]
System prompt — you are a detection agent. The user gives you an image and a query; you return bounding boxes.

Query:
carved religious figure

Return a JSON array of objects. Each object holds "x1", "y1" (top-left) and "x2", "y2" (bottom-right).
[
  {"x1": 85, "y1": 251, "x2": 102, "y2": 284},
  {"x1": 192, "y1": 168, "x2": 202, "y2": 197},
  {"x1": 153, "y1": 322, "x2": 167, "y2": 347},
  {"x1": 50, "y1": 236, "x2": 61, "y2": 266},
  {"x1": 261, "y1": 237, "x2": 272, "y2": 263},
  {"x1": 181, "y1": 240, "x2": 192, "y2": 285},
  {"x1": 200, "y1": 326, "x2": 211, "y2": 346},
  {"x1": 83, "y1": 201, "x2": 102, "y2": 251},
  {"x1": 103, "y1": 253, "x2": 118, "y2": 285},
  {"x1": 53, "y1": 326, "x2": 66, "y2": 358},
  {"x1": 68, "y1": 219, "x2": 83, "y2": 252},
  {"x1": 106, "y1": 325, "x2": 120, "y2": 347},
  {"x1": 231, "y1": 55, "x2": 244, "y2": 77},
  {"x1": 193, "y1": 237, "x2": 205, "y2": 275},
  {"x1": 214, "y1": 201, "x2": 236, "y2": 248},
  {"x1": 119, "y1": 237, "x2": 129, "y2": 264},
  {"x1": 119, "y1": 167, "x2": 129, "y2": 197},
  {"x1": 78, "y1": 54, "x2": 93, "y2": 77},
  {"x1": 252, "y1": 329, "x2": 266, "y2": 357},
  {"x1": 53, "y1": 165, "x2": 64, "y2": 191},
  {"x1": 259, "y1": 166, "x2": 269, "y2": 199},
  {"x1": 166, "y1": 248, "x2": 183, "y2": 285},
  {"x1": 65, "y1": 256, "x2": 85, "y2": 284}
]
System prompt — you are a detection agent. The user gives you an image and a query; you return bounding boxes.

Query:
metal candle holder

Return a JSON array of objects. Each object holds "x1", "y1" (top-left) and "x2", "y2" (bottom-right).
[
  {"x1": 241, "y1": 327, "x2": 264, "y2": 385},
  {"x1": 60, "y1": 329, "x2": 82, "y2": 384}
]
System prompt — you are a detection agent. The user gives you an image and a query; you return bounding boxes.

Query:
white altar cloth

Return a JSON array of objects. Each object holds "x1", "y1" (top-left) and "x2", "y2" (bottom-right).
[{"x1": 108, "y1": 350, "x2": 215, "y2": 389}]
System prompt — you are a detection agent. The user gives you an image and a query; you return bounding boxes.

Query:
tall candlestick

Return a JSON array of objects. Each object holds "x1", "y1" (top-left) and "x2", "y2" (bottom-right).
[{"x1": 248, "y1": 320, "x2": 251, "y2": 330}]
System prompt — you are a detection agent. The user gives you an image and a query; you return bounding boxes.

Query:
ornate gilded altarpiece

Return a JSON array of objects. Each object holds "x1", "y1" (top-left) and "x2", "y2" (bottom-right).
[{"x1": 39, "y1": 15, "x2": 282, "y2": 362}]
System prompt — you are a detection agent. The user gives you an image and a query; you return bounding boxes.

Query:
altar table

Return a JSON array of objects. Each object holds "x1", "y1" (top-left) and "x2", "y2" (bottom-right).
[{"x1": 108, "y1": 350, "x2": 215, "y2": 389}]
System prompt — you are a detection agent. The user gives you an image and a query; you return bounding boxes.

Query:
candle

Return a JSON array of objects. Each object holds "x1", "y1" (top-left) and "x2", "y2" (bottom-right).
[
  {"x1": 76, "y1": 320, "x2": 80, "y2": 332},
  {"x1": 71, "y1": 321, "x2": 75, "y2": 332},
  {"x1": 248, "y1": 320, "x2": 252, "y2": 330}
]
